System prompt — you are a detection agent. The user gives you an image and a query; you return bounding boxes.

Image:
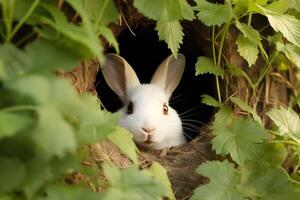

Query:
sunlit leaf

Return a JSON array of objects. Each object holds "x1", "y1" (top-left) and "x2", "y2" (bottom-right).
[
  {"x1": 107, "y1": 127, "x2": 139, "y2": 164},
  {"x1": 195, "y1": 0, "x2": 231, "y2": 27},
  {"x1": 236, "y1": 34, "x2": 259, "y2": 67},
  {"x1": 33, "y1": 105, "x2": 77, "y2": 159},
  {"x1": 267, "y1": 107, "x2": 300, "y2": 143},
  {"x1": 102, "y1": 162, "x2": 166, "y2": 200},
  {"x1": 156, "y1": 20, "x2": 183, "y2": 56},
  {"x1": 260, "y1": 6, "x2": 300, "y2": 48},
  {"x1": 148, "y1": 162, "x2": 175, "y2": 200}
]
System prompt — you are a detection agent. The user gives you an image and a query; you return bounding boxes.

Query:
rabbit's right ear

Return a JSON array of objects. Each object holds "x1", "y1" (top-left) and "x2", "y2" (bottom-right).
[{"x1": 102, "y1": 54, "x2": 140, "y2": 102}]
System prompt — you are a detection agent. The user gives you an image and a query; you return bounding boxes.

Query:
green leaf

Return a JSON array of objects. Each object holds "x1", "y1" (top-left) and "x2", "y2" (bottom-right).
[
  {"x1": 0, "y1": 157, "x2": 26, "y2": 193},
  {"x1": 178, "y1": 0, "x2": 195, "y2": 20},
  {"x1": 201, "y1": 94, "x2": 223, "y2": 107},
  {"x1": 211, "y1": 108, "x2": 268, "y2": 165},
  {"x1": 41, "y1": 3, "x2": 104, "y2": 63},
  {"x1": 0, "y1": 111, "x2": 32, "y2": 139},
  {"x1": 38, "y1": 185, "x2": 102, "y2": 200},
  {"x1": 4, "y1": 75, "x2": 50, "y2": 104},
  {"x1": 107, "y1": 127, "x2": 139, "y2": 164},
  {"x1": 240, "y1": 165, "x2": 300, "y2": 199},
  {"x1": 235, "y1": 34, "x2": 259, "y2": 67},
  {"x1": 0, "y1": 44, "x2": 31, "y2": 79},
  {"x1": 148, "y1": 162, "x2": 175, "y2": 200},
  {"x1": 276, "y1": 42, "x2": 300, "y2": 68},
  {"x1": 235, "y1": 22, "x2": 261, "y2": 45},
  {"x1": 195, "y1": 0, "x2": 231, "y2": 27},
  {"x1": 191, "y1": 160, "x2": 243, "y2": 200},
  {"x1": 22, "y1": 159, "x2": 53, "y2": 199},
  {"x1": 133, "y1": 0, "x2": 181, "y2": 21},
  {"x1": 230, "y1": 96, "x2": 262, "y2": 125},
  {"x1": 26, "y1": 39, "x2": 81, "y2": 72},
  {"x1": 76, "y1": 94, "x2": 119, "y2": 144},
  {"x1": 85, "y1": 0, "x2": 118, "y2": 26},
  {"x1": 156, "y1": 20, "x2": 183, "y2": 56},
  {"x1": 267, "y1": 107, "x2": 300, "y2": 143},
  {"x1": 102, "y1": 163, "x2": 166, "y2": 200},
  {"x1": 195, "y1": 56, "x2": 224, "y2": 76},
  {"x1": 33, "y1": 105, "x2": 76, "y2": 159},
  {"x1": 257, "y1": 143, "x2": 287, "y2": 167},
  {"x1": 98, "y1": 26, "x2": 119, "y2": 54},
  {"x1": 260, "y1": 6, "x2": 300, "y2": 48},
  {"x1": 265, "y1": 0, "x2": 290, "y2": 14}
]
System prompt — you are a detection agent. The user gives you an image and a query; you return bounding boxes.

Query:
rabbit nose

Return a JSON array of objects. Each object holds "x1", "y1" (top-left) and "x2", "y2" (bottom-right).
[{"x1": 142, "y1": 127, "x2": 155, "y2": 134}]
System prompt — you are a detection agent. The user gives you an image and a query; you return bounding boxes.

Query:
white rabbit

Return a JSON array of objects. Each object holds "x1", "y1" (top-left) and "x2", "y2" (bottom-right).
[{"x1": 102, "y1": 53, "x2": 186, "y2": 149}]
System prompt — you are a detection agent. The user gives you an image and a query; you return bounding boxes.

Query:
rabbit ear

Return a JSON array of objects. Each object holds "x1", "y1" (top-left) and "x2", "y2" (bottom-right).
[
  {"x1": 102, "y1": 53, "x2": 140, "y2": 102},
  {"x1": 151, "y1": 54, "x2": 185, "y2": 99}
]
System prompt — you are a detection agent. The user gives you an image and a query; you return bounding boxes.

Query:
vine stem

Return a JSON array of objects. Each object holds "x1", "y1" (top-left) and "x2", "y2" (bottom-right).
[
  {"x1": 5, "y1": 0, "x2": 40, "y2": 42},
  {"x1": 212, "y1": 26, "x2": 222, "y2": 102},
  {"x1": 271, "y1": 140, "x2": 300, "y2": 147},
  {"x1": 1, "y1": 105, "x2": 37, "y2": 112}
]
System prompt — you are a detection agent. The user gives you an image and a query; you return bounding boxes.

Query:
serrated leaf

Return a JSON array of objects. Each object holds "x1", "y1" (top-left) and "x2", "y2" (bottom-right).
[
  {"x1": 235, "y1": 22, "x2": 261, "y2": 45},
  {"x1": 230, "y1": 96, "x2": 262, "y2": 125},
  {"x1": 201, "y1": 94, "x2": 223, "y2": 107},
  {"x1": 195, "y1": 0, "x2": 231, "y2": 27},
  {"x1": 107, "y1": 127, "x2": 139, "y2": 164},
  {"x1": 236, "y1": 34, "x2": 259, "y2": 67},
  {"x1": 156, "y1": 20, "x2": 183, "y2": 56},
  {"x1": 267, "y1": 107, "x2": 300, "y2": 143},
  {"x1": 0, "y1": 157, "x2": 26, "y2": 193},
  {"x1": 195, "y1": 56, "x2": 224, "y2": 76},
  {"x1": 148, "y1": 162, "x2": 175, "y2": 200},
  {"x1": 34, "y1": 105, "x2": 76, "y2": 159},
  {"x1": 102, "y1": 163, "x2": 166, "y2": 200},
  {"x1": 211, "y1": 108, "x2": 268, "y2": 165},
  {"x1": 260, "y1": 6, "x2": 300, "y2": 48},
  {"x1": 191, "y1": 160, "x2": 243, "y2": 200},
  {"x1": 0, "y1": 111, "x2": 32, "y2": 139},
  {"x1": 240, "y1": 164, "x2": 300, "y2": 199}
]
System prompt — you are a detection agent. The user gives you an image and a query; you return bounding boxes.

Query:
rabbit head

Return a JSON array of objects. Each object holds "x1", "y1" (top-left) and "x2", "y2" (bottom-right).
[{"x1": 102, "y1": 53, "x2": 186, "y2": 149}]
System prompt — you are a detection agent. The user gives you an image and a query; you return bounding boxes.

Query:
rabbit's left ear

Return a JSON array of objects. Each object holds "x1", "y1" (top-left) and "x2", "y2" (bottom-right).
[{"x1": 151, "y1": 54, "x2": 185, "y2": 99}]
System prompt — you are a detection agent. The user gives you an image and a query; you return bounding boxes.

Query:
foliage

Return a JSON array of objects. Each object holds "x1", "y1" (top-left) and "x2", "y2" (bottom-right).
[
  {"x1": 1, "y1": 0, "x2": 300, "y2": 200},
  {"x1": 191, "y1": 0, "x2": 300, "y2": 197},
  {"x1": 0, "y1": 1, "x2": 171, "y2": 200}
]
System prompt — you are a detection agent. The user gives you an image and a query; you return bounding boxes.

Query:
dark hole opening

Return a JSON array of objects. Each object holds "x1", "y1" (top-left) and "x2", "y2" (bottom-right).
[{"x1": 96, "y1": 25, "x2": 216, "y2": 141}]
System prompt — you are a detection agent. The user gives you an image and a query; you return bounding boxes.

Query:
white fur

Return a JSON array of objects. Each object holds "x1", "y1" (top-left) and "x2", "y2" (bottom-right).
[
  {"x1": 102, "y1": 53, "x2": 186, "y2": 149},
  {"x1": 119, "y1": 84, "x2": 185, "y2": 149}
]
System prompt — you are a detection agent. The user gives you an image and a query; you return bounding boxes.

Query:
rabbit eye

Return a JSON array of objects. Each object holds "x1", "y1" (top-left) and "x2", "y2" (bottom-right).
[
  {"x1": 163, "y1": 103, "x2": 168, "y2": 115},
  {"x1": 127, "y1": 101, "x2": 133, "y2": 114}
]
